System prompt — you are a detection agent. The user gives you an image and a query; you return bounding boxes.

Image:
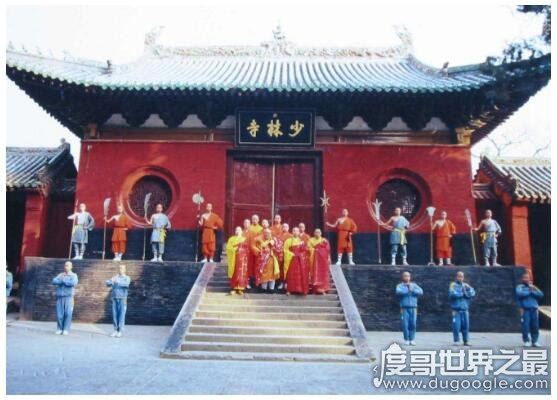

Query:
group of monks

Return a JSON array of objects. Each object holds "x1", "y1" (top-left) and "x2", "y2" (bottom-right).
[{"x1": 226, "y1": 214, "x2": 332, "y2": 296}]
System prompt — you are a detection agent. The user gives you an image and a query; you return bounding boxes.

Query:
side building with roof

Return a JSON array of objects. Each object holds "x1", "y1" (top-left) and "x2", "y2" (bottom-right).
[
  {"x1": 473, "y1": 156, "x2": 550, "y2": 302},
  {"x1": 6, "y1": 140, "x2": 76, "y2": 276}
]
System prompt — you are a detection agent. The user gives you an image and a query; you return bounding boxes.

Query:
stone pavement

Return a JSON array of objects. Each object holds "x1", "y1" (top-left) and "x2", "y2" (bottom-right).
[{"x1": 6, "y1": 316, "x2": 551, "y2": 395}]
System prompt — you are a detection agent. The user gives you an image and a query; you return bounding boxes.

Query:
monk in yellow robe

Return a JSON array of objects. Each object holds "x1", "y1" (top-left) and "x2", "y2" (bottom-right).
[
  {"x1": 253, "y1": 229, "x2": 281, "y2": 292},
  {"x1": 199, "y1": 203, "x2": 223, "y2": 262},
  {"x1": 247, "y1": 214, "x2": 263, "y2": 280},
  {"x1": 326, "y1": 208, "x2": 357, "y2": 265},
  {"x1": 432, "y1": 211, "x2": 457, "y2": 266},
  {"x1": 308, "y1": 229, "x2": 332, "y2": 294},
  {"x1": 226, "y1": 227, "x2": 250, "y2": 295},
  {"x1": 283, "y1": 227, "x2": 310, "y2": 295},
  {"x1": 275, "y1": 223, "x2": 292, "y2": 289}
]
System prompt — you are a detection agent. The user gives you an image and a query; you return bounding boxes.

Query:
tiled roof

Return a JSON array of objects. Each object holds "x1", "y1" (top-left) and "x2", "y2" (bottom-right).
[
  {"x1": 5, "y1": 35, "x2": 494, "y2": 94},
  {"x1": 476, "y1": 156, "x2": 551, "y2": 204},
  {"x1": 6, "y1": 141, "x2": 76, "y2": 193},
  {"x1": 472, "y1": 183, "x2": 498, "y2": 200}
]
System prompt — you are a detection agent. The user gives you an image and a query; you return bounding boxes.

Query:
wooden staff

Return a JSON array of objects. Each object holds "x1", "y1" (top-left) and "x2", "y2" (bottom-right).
[
  {"x1": 464, "y1": 209, "x2": 477, "y2": 265},
  {"x1": 192, "y1": 191, "x2": 204, "y2": 262},
  {"x1": 372, "y1": 199, "x2": 382, "y2": 264},
  {"x1": 142, "y1": 193, "x2": 152, "y2": 261},
  {"x1": 426, "y1": 206, "x2": 436, "y2": 266},
  {"x1": 102, "y1": 198, "x2": 111, "y2": 260},
  {"x1": 67, "y1": 199, "x2": 79, "y2": 259}
]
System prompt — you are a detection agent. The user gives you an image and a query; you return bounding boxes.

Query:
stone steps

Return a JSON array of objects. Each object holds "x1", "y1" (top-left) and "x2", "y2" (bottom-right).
[
  {"x1": 185, "y1": 332, "x2": 353, "y2": 345},
  {"x1": 181, "y1": 341, "x2": 356, "y2": 355},
  {"x1": 187, "y1": 324, "x2": 351, "y2": 337},
  {"x1": 191, "y1": 317, "x2": 348, "y2": 329},
  {"x1": 161, "y1": 262, "x2": 373, "y2": 362},
  {"x1": 197, "y1": 304, "x2": 343, "y2": 313}
]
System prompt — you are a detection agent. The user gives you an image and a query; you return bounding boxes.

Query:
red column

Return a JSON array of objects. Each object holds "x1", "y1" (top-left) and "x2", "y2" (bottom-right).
[
  {"x1": 19, "y1": 193, "x2": 50, "y2": 271},
  {"x1": 506, "y1": 204, "x2": 532, "y2": 271}
]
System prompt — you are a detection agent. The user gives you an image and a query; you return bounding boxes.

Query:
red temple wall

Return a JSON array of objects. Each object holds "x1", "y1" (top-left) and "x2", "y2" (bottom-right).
[
  {"x1": 320, "y1": 143, "x2": 475, "y2": 234},
  {"x1": 75, "y1": 140, "x2": 474, "y2": 234},
  {"x1": 76, "y1": 141, "x2": 230, "y2": 229}
]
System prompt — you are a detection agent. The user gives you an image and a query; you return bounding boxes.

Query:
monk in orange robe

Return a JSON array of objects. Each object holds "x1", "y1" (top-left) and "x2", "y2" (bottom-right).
[
  {"x1": 283, "y1": 227, "x2": 310, "y2": 295},
  {"x1": 432, "y1": 211, "x2": 457, "y2": 266},
  {"x1": 298, "y1": 222, "x2": 311, "y2": 244},
  {"x1": 270, "y1": 214, "x2": 282, "y2": 237},
  {"x1": 326, "y1": 208, "x2": 357, "y2": 265},
  {"x1": 252, "y1": 229, "x2": 281, "y2": 292},
  {"x1": 199, "y1": 203, "x2": 223, "y2": 262},
  {"x1": 308, "y1": 228, "x2": 331, "y2": 294},
  {"x1": 247, "y1": 214, "x2": 264, "y2": 281},
  {"x1": 105, "y1": 204, "x2": 129, "y2": 261}
]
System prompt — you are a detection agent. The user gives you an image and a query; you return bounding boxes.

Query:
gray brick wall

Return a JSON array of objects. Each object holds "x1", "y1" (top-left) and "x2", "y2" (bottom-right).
[
  {"x1": 343, "y1": 264, "x2": 526, "y2": 332},
  {"x1": 21, "y1": 257, "x2": 202, "y2": 325}
]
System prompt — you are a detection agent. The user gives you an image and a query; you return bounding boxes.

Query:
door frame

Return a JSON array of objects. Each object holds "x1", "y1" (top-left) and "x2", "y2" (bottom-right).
[{"x1": 225, "y1": 148, "x2": 323, "y2": 235}]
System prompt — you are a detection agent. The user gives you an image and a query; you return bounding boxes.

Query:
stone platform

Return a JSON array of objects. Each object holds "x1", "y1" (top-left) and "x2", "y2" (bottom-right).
[{"x1": 21, "y1": 258, "x2": 526, "y2": 333}]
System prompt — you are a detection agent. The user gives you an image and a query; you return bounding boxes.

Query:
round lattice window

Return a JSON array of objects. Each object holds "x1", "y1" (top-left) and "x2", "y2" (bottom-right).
[
  {"x1": 376, "y1": 179, "x2": 422, "y2": 220},
  {"x1": 128, "y1": 175, "x2": 172, "y2": 218}
]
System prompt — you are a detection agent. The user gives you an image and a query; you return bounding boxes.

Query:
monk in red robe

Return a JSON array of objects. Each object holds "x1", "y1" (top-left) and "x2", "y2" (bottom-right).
[
  {"x1": 283, "y1": 227, "x2": 310, "y2": 295},
  {"x1": 308, "y1": 228, "x2": 331, "y2": 294},
  {"x1": 226, "y1": 227, "x2": 250, "y2": 295},
  {"x1": 105, "y1": 204, "x2": 129, "y2": 261},
  {"x1": 298, "y1": 222, "x2": 311, "y2": 244},
  {"x1": 252, "y1": 229, "x2": 281, "y2": 292},
  {"x1": 326, "y1": 208, "x2": 357, "y2": 265},
  {"x1": 432, "y1": 211, "x2": 457, "y2": 266}
]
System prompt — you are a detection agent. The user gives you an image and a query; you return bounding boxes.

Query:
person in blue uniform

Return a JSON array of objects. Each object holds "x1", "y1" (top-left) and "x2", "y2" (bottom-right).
[
  {"x1": 106, "y1": 264, "x2": 131, "y2": 338},
  {"x1": 516, "y1": 271, "x2": 544, "y2": 347},
  {"x1": 51, "y1": 261, "x2": 78, "y2": 335},
  {"x1": 449, "y1": 271, "x2": 476, "y2": 346},
  {"x1": 395, "y1": 271, "x2": 423, "y2": 345},
  {"x1": 6, "y1": 267, "x2": 13, "y2": 297}
]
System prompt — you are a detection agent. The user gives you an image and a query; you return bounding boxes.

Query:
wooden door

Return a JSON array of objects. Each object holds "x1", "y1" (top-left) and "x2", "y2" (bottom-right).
[{"x1": 228, "y1": 157, "x2": 319, "y2": 235}]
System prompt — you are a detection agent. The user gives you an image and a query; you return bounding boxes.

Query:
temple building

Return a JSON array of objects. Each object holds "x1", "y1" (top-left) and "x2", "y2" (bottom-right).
[
  {"x1": 6, "y1": 28, "x2": 550, "y2": 265},
  {"x1": 6, "y1": 140, "x2": 76, "y2": 275}
]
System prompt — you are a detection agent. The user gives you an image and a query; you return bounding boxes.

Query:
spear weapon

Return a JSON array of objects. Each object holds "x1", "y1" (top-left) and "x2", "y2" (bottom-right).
[
  {"x1": 426, "y1": 206, "x2": 436, "y2": 266},
  {"x1": 102, "y1": 197, "x2": 111, "y2": 260},
  {"x1": 67, "y1": 198, "x2": 79, "y2": 259},
  {"x1": 464, "y1": 209, "x2": 478, "y2": 265},
  {"x1": 142, "y1": 193, "x2": 152, "y2": 261},
  {"x1": 192, "y1": 191, "x2": 204, "y2": 262},
  {"x1": 320, "y1": 190, "x2": 331, "y2": 248},
  {"x1": 372, "y1": 199, "x2": 382, "y2": 264}
]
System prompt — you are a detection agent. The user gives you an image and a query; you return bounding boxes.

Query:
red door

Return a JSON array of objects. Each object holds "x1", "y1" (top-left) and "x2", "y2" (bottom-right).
[{"x1": 228, "y1": 158, "x2": 318, "y2": 235}]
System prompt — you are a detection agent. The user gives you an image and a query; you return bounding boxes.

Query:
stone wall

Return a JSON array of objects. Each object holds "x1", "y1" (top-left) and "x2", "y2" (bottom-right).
[
  {"x1": 21, "y1": 257, "x2": 202, "y2": 325},
  {"x1": 343, "y1": 264, "x2": 526, "y2": 332}
]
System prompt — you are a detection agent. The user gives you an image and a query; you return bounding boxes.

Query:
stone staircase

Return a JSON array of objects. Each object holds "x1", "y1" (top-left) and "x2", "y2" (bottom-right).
[{"x1": 161, "y1": 263, "x2": 373, "y2": 362}]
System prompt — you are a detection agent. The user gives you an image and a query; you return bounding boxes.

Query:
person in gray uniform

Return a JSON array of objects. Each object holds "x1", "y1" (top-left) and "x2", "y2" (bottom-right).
[
  {"x1": 475, "y1": 209, "x2": 502, "y2": 266},
  {"x1": 145, "y1": 203, "x2": 171, "y2": 262},
  {"x1": 67, "y1": 203, "x2": 95, "y2": 260},
  {"x1": 106, "y1": 264, "x2": 131, "y2": 338},
  {"x1": 52, "y1": 261, "x2": 78, "y2": 335}
]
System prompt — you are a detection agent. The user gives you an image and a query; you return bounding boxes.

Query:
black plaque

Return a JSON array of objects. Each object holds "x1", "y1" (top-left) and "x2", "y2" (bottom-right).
[{"x1": 235, "y1": 109, "x2": 315, "y2": 147}]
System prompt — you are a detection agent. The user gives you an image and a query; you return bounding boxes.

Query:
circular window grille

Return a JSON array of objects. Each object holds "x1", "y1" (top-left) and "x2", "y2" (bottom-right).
[
  {"x1": 128, "y1": 175, "x2": 172, "y2": 218},
  {"x1": 376, "y1": 179, "x2": 422, "y2": 220}
]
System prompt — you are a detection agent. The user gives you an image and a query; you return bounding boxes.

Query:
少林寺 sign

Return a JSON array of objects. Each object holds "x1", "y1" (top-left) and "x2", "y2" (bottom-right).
[{"x1": 235, "y1": 109, "x2": 315, "y2": 147}]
